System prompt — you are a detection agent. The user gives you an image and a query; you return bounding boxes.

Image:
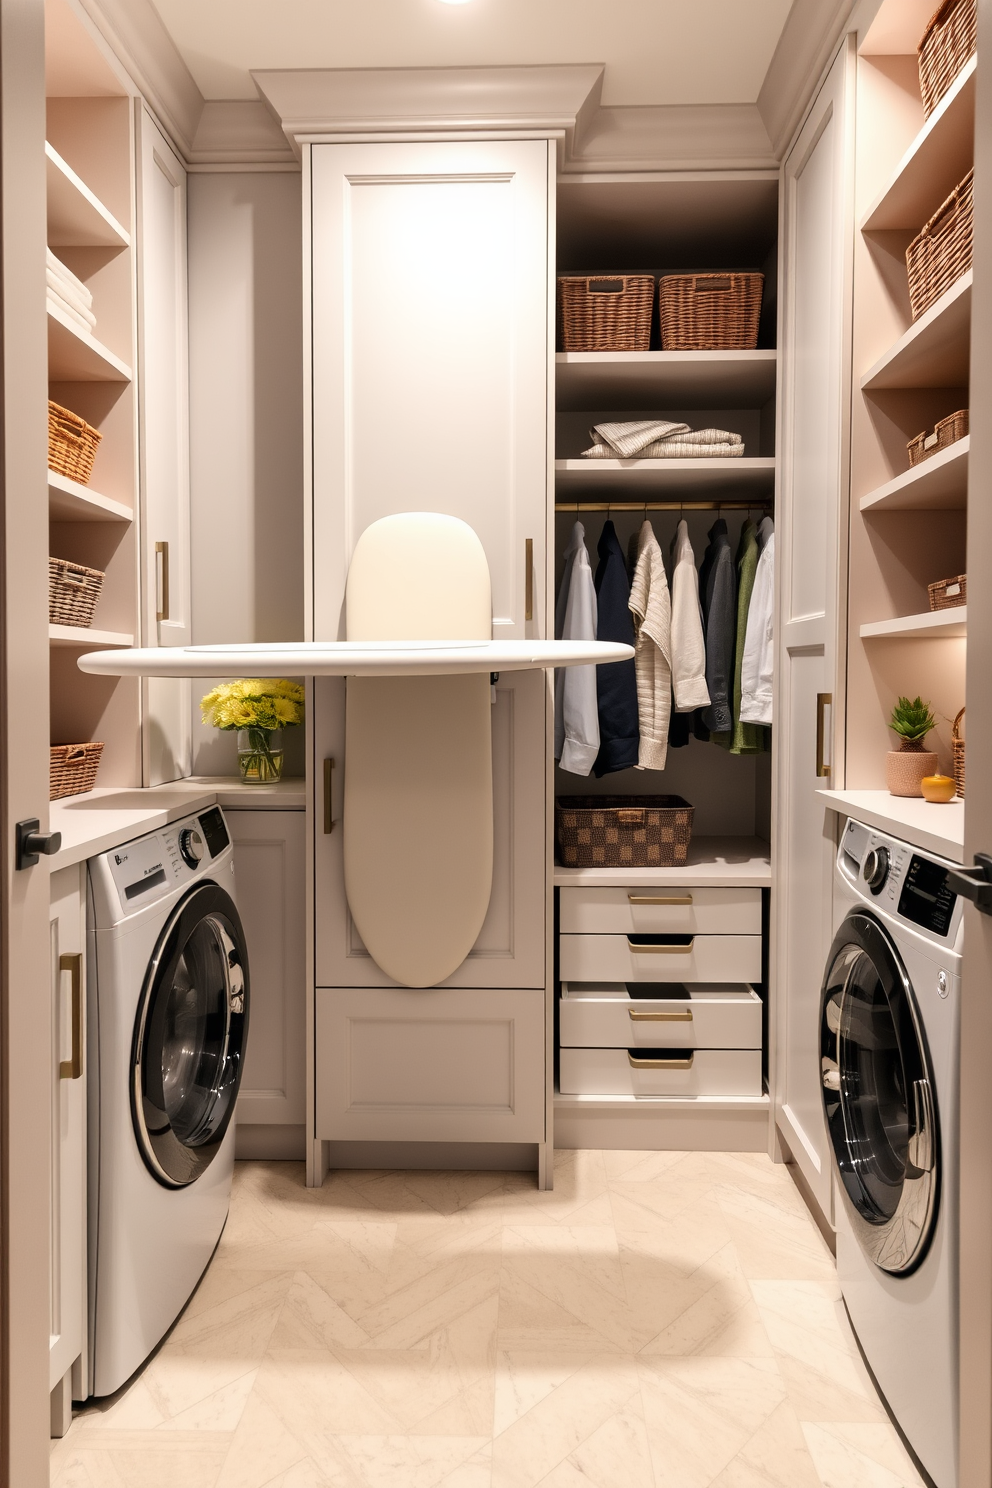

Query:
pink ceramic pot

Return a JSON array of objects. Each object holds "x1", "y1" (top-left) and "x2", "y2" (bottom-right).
[{"x1": 886, "y1": 749, "x2": 938, "y2": 798}]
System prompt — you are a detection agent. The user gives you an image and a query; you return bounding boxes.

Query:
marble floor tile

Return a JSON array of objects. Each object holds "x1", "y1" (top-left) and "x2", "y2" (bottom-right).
[
  {"x1": 750, "y1": 1280, "x2": 887, "y2": 1424},
  {"x1": 802, "y1": 1420, "x2": 928, "y2": 1488},
  {"x1": 492, "y1": 1353, "x2": 642, "y2": 1488},
  {"x1": 638, "y1": 1354, "x2": 790, "y2": 1488}
]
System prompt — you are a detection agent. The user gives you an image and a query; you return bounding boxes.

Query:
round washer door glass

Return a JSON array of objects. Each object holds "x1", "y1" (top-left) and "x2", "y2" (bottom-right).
[
  {"x1": 820, "y1": 911, "x2": 938, "y2": 1274},
  {"x1": 133, "y1": 882, "x2": 250, "y2": 1188}
]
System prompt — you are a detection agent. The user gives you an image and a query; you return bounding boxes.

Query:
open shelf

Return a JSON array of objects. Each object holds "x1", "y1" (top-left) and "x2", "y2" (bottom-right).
[
  {"x1": 555, "y1": 457, "x2": 775, "y2": 496},
  {"x1": 555, "y1": 351, "x2": 777, "y2": 411},
  {"x1": 46, "y1": 141, "x2": 129, "y2": 250},
  {"x1": 554, "y1": 836, "x2": 771, "y2": 888},
  {"x1": 860, "y1": 437, "x2": 968, "y2": 511},
  {"x1": 48, "y1": 469, "x2": 132, "y2": 523},
  {"x1": 49, "y1": 624, "x2": 134, "y2": 648},
  {"x1": 861, "y1": 56, "x2": 976, "y2": 232},
  {"x1": 818, "y1": 789, "x2": 964, "y2": 863},
  {"x1": 861, "y1": 272, "x2": 971, "y2": 390},
  {"x1": 47, "y1": 302, "x2": 131, "y2": 382},
  {"x1": 860, "y1": 607, "x2": 966, "y2": 640}
]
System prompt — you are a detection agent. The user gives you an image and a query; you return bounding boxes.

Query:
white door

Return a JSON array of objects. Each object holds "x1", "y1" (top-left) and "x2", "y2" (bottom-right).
[
  {"x1": 772, "y1": 39, "x2": 855, "y2": 1217},
  {"x1": 314, "y1": 669, "x2": 546, "y2": 988},
  {"x1": 49, "y1": 865, "x2": 86, "y2": 1430},
  {"x1": 227, "y1": 810, "x2": 306, "y2": 1129},
  {"x1": 136, "y1": 105, "x2": 191, "y2": 785},
  {"x1": 307, "y1": 137, "x2": 552, "y2": 641}
]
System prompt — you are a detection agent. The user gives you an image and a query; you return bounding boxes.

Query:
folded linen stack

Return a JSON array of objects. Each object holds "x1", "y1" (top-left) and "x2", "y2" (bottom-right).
[
  {"x1": 47, "y1": 249, "x2": 96, "y2": 336},
  {"x1": 582, "y1": 420, "x2": 744, "y2": 459}
]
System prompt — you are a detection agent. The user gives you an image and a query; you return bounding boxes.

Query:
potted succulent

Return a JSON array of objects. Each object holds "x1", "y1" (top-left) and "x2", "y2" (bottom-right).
[
  {"x1": 200, "y1": 678, "x2": 304, "y2": 783},
  {"x1": 886, "y1": 695, "x2": 938, "y2": 797}
]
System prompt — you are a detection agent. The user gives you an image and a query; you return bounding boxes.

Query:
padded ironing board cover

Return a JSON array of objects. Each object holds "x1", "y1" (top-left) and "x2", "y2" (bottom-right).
[{"x1": 343, "y1": 513, "x2": 495, "y2": 987}]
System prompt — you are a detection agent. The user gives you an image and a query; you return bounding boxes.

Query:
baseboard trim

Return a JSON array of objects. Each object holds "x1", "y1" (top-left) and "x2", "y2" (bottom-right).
[
  {"x1": 554, "y1": 1104, "x2": 769, "y2": 1152},
  {"x1": 322, "y1": 1140, "x2": 539, "y2": 1172}
]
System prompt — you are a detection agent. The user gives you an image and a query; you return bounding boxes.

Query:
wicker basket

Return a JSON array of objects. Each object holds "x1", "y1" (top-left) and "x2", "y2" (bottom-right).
[
  {"x1": 952, "y1": 707, "x2": 965, "y2": 798},
  {"x1": 908, "y1": 408, "x2": 969, "y2": 466},
  {"x1": 919, "y1": 0, "x2": 976, "y2": 118},
  {"x1": 658, "y1": 272, "x2": 763, "y2": 350},
  {"x1": 48, "y1": 400, "x2": 101, "y2": 486},
  {"x1": 49, "y1": 557, "x2": 105, "y2": 627},
  {"x1": 558, "y1": 275, "x2": 654, "y2": 352},
  {"x1": 556, "y1": 795, "x2": 694, "y2": 868},
  {"x1": 50, "y1": 741, "x2": 104, "y2": 801},
  {"x1": 906, "y1": 169, "x2": 973, "y2": 320},
  {"x1": 928, "y1": 572, "x2": 967, "y2": 609}
]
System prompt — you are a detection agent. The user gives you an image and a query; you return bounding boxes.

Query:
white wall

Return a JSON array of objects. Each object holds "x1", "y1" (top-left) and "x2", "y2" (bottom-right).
[{"x1": 187, "y1": 170, "x2": 305, "y2": 774}]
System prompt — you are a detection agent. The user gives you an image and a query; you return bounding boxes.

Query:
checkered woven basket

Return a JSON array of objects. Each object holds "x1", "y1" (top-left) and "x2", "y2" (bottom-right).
[{"x1": 556, "y1": 795, "x2": 694, "y2": 868}]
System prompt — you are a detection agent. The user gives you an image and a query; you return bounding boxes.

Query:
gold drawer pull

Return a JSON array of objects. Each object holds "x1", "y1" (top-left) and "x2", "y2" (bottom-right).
[
  {"x1": 628, "y1": 1051, "x2": 694, "y2": 1069},
  {"x1": 627, "y1": 893, "x2": 692, "y2": 906},
  {"x1": 629, "y1": 1007, "x2": 693, "y2": 1022},
  {"x1": 627, "y1": 937, "x2": 694, "y2": 953}
]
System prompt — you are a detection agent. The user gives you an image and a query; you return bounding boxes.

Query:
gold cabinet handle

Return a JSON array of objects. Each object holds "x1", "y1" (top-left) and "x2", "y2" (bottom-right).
[
  {"x1": 59, "y1": 953, "x2": 82, "y2": 1080},
  {"x1": 155, "y1": 540, "x2": 170, "y2": 622},
  {"x1": 323, "y1": 757, "x2": 336, "y2": 834},
  {"x1": 629, "y1": 1007, "x2": 693, "y2": 1022},
  {"x1": 816, "y1": 692, "x2": 832, "y2": 778},
  {"x1": 626, "y1": 937, "x2": 694, "y2": 953},
  {"x1": 628, "y1": 1051, "x2": 694, "y2": 1069},
  {"x1": 627, "y1": 893, "x2": 693, "y2": 906},
  {"x1": 525, "y1": 538, "x2": 534, "y2": 622}
]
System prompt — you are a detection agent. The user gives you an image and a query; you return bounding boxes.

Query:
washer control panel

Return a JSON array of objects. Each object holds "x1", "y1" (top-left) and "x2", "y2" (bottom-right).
[
  {"x1": 839, "y1": 818, "x2": 963, "y2": 944},
  {"x1": 103, "y1": 808, "x2": 230, "y2": 916}
]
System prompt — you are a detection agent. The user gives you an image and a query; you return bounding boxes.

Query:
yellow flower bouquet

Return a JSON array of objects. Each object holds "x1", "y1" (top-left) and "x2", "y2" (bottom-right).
[{"x1": 200, "y1": 679, "x2": 304, "y2": 783}]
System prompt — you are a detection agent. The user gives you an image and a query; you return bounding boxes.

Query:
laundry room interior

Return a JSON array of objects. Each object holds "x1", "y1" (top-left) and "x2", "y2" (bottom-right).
[{"x1": 0, "y1": 0, "x2": 989, "y2": 1483}]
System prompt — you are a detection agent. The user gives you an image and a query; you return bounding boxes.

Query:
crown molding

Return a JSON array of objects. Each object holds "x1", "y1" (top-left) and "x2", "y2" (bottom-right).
[
  {"x1": 757, "y1": 0, "x2": 858, "y2": 156},
  {"x1": 189, "y1": 101, "x2": 297, "y2": 166},
  {"x1": 570, "y1": 103, "x2": 776, "y2": 172},
  {"x1": 76, "y1": 0, "x2": 203, "y2": 154}
]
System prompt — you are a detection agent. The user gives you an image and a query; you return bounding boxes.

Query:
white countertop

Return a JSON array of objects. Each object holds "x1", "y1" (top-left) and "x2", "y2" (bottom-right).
[
  {"x1": 817, "y1": 789, "x2": 965, "y2": 863},
  {"x1": 554, "y1": 837, "x2": 771, "y2": 888},
  {"x1": 50, "y1": 776, "x2": 305, "y2": 868}
]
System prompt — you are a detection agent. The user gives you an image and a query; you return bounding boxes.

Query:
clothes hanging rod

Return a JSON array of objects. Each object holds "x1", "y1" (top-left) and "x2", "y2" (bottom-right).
[{"x1": 554, "y1": 500, "x2": 774, "y2": 513}]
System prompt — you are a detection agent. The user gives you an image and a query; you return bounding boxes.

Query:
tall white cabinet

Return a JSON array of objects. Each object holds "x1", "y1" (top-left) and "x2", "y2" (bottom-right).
[{"x1": 306, "y1": 138, "x2": 554, "y2": 1184}]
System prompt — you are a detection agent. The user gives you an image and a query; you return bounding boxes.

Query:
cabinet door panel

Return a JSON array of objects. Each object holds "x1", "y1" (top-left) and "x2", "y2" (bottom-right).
[
  {"x1": 309, "y1": 138, "x2": 551, "y2": 641},
  {"x1": 49, "y1": 865, "x2": 86, "y2": 1397},
  {"x1": 314, "y1": 670, "x2": 545, "y2": 988}
]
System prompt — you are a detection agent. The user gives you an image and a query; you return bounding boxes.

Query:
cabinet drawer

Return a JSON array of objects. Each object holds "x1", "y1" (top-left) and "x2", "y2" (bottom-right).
[
  {"x1": 559, "y1": 933, "x2": 762, "y2": 984},
  {"x1": 560, "y1": 1046, "x2": 762, "y2": 1097},
  {"x1": 559, "y1": 886, "x2": 760, "y2": 935},
  {"x1": 559, "y1": 982, "x2": 761, "y2": 1049}
]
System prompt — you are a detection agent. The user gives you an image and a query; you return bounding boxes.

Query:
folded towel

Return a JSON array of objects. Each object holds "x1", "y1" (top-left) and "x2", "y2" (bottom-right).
[
  {"x1": 582, "y1": 421, "x2": 744, "y2": 460},
  {"x1": 46, "y1": 276, "x2": 97, "y2": 330},
  {"x1": 46, "y1": 249, "x2": 93, "y2": 311},
  {"x1": 583, "y1": 440, "x2": 744, "y2": 459},
  {"x1": 47, "y1": 290, "x2": 95, "y2": 337}
]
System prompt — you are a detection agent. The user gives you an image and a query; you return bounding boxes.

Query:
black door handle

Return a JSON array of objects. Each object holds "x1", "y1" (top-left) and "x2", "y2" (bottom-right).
[
  {"x1": 16, "y1": 818, "x2": 62, "y2": 870},
  {"x1": 948, "y1": 853, "x2": 992, "y2": 914}
]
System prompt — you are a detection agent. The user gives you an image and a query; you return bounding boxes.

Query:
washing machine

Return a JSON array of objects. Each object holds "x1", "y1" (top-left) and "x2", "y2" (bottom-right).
[
  {"x1": 86, "y1": 805, "x2": 250, "y2": 1397},
  {"x1": 821, "y1": 816, "x2": 962, "y2": 1488}
]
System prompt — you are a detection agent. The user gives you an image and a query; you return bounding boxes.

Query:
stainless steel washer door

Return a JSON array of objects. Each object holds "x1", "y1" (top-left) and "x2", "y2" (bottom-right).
[
  {"x1": 820, "y1": 911, "x2": 938, "y2": 1274},
  {"x1": 131, "y1": 882, "x2": 250, "y2": 1188}
]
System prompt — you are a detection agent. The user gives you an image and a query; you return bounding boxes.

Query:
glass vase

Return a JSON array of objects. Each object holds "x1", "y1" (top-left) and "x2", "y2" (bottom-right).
[{"x1": 237, "y1": 727, "x2": 284, "y2": 784}]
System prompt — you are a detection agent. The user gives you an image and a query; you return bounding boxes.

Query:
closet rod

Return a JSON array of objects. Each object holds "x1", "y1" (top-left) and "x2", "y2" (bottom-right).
[{"x1": 554, "y1": 500, "x2": 774, "y2": 513}]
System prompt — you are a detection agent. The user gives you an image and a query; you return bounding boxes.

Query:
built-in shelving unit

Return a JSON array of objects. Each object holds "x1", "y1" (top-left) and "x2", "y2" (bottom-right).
[
  {"x1": 860, "y1": 608, "x2": 966, "y2": 640},
  {"x1": 49, "y1": 625, "x2": 134, "y2": 648},
  {"x1": 861, "y1": 55, "x2": 975, "y2": 232},
  {"x1": 860, "y1": 437, "x2": 968, "y2": 511},
  {"x1": 555, "y1": 457, "x2": 775, "y2": 496},
  {"x1": 48, "y1": 470, "x2": 132, "y2": 523},
  {"x1": 46, "y1": 140, "x2": 129, "y2": 250},
  {"x1": 817, "y1": 788, "x2": 964, "y2": 862},
  {"x1": 47, "y1": 304, "x2": 131, "y2": 383},
  {"x1": 861, "y1": 271, "x2": 971, "y2": 391},
  {"x1": 555, "y1": 350, "x2": 777, "y2": 409}
]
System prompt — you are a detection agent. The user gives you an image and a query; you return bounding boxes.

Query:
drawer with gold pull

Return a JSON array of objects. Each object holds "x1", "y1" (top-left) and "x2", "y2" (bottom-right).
[
  {"x1": 559, "y1": 932, "x2": 762, "y2": 984},
  {"x1": 559, "y1": 981, "x2": 761, "y2": 1049},
  {"x1": 559, "y1": 885, "x2": 760, "y2": 936},
  {"x1": 559, "y1": 1045, "x2": 762, "y2": 1097}
]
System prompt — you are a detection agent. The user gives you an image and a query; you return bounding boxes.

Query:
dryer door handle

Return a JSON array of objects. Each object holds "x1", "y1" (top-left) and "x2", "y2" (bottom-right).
[{"x1": 907, "y1": 1078, "x2": 935, "y2": 1175}]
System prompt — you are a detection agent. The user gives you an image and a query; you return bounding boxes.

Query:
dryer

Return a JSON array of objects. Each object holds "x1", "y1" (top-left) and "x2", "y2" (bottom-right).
[
  {"x1": 87, "y1": 806, "x2": 250, "y2": 1397},
  {"x1": 822, "y1": 816, "x2": 962, "y2": 1488}
]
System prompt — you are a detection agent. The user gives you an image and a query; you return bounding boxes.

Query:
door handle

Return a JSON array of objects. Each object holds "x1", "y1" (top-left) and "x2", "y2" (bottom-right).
[
  {"x1": 323, "y1": 757, "x2": 336, "y2": 834},
  {"x1": 15, "y1": 819, "x2": 61, "y2": 869},
  {"x1": 627, "y1": 893, "x2": 692, "y2": 906},
  {"x1": 908, "y1": 1077, "x2": 934, "y2": 1173},
  {"x1": 628, "y1": 1051, "x2": 694, "y2": 1069},
  {"x1": 948, "y1": 854, "x2": 992, "y2": 913},
  {"x1": 626, "y1": 937, "x2": 694, "y2": 953},
  {"x1": 525, "y1": 538, "x2": 534, "y2": 623},
  {"x1": 59, "y1": 953, "x2": 82, "y2": 1080},
  {"x1": 629, "y1": 1008, "x2": 693, "y2": 1022},
  {"x1": 156, "y1": 541, "x2": 170, "y2": 622},
  {"x1": 816, "y1": 693, "x2": 832, "y2": 777}
]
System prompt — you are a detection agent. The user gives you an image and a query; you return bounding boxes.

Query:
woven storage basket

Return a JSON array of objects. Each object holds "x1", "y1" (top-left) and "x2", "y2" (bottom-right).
[
  {"x1": 558, "y1": 275, "x2": 654, "y2": 352},
  {"x1": 48, "y1": 400, "x2": 101, "y2": 485},
  {"x1": 952, "y1": 707, "x2": 966, "y2": 798},
  {"x1": 907, "y1": 169, "x2": 973, "y2": 320},
  {"x1": 659, "y1": 272, "x2": 763, "y2": 350},
  {"x1": 50, "y1": 741, "x2": 104, "y2": 801},
  {"x1": 919, "y1": 0, "x2": 976, "y2": 118},
  {"x1": 556, "y1": 795, "x2": 694, "y2": 868},
  {"x1": 49, "y1": 556, "x2": 105, "y2": 627},
  {"x1": 928, "y1": 572, "x2": 967, "y2": 609},
  {"x1": 908, "y1": 408, "x2": 969, "y2": 465}
]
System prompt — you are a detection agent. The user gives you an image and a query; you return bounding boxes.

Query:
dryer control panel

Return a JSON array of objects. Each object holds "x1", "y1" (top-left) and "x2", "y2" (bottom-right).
[
  {"x1": 93, "y1": 808, "x2": 232, "y2": 922},
  {"x1": 839, "y1": 818, "x2": 963, "y2": 945}
]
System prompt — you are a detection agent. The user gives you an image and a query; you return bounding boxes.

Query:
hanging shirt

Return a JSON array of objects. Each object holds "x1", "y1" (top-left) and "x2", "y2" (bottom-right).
[
  {"x1": 628, "y1": 521, "x2": 672, "y2": 771},
  {"x1": 593, "y1": 520, "x2": 639, "y2": 776},
  {"x1": 669, "y1": 520, "x2": 711, "y2": 713},
  {"x1": 698, "y1": 518, "x2": 737, "y2": 734},
  {"x1": 554, "y1": 521, "x2": 600, "y2": 776},
  {"x1": 740, "y1": 517, "x2": 775, "y2": 726},
  {"x1": 714, "y1": 519, "x2": 765, "y2": 754}
]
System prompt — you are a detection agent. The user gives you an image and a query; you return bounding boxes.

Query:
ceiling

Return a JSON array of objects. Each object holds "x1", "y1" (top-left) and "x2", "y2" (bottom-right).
[{"x1": 148, "y1": 0, "x2": 795, "y2": 107}]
